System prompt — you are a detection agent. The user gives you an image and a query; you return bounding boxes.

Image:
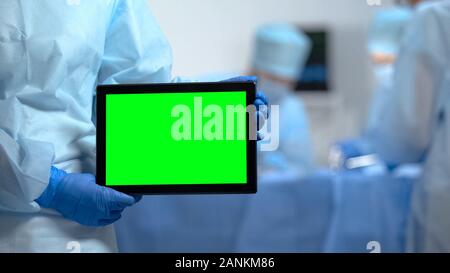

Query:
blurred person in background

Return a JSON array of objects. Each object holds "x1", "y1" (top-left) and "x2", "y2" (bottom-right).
[
  {"x1": 325, "y1": 1, "x2": 450, "y2": 253},
  {"x1": 368, "y1": 0, "x2": 450, "y2": 252},
  {"x1": 328, "y1": 0, "x2": 450, "y2": 253},
  {"x1": 252, "y1": 23, "x2": 314, "y2": 176},
  {"x1": 329, "y1": 5, "x2": 414, "y2": 171},
  {"x1": 365, "y1": 6, "x2": 414, "y2": 134}
]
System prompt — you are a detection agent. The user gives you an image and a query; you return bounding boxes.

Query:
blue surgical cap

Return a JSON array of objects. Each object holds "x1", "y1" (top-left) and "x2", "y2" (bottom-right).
[
  {"x1": 252, "y1": 23, "x2": 312, "y2": 80},
  {"x1": 368, "y1": 7, "x2": 414, "y2": 55}
]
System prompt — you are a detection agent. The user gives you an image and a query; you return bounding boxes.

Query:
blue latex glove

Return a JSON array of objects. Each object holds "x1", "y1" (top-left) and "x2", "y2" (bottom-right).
[
  {"x1": 334, "y1": 138, "x2": 374, "y2": 160},
  {"x1": 330, "y1": 137, "x2": 384, "y2": 171},
  {"x1": 36, "y1": 166, "x2": 139, "y2": 227},
  {"x1": 222, "y1": 76, "x2": 269, "y2": 140}
]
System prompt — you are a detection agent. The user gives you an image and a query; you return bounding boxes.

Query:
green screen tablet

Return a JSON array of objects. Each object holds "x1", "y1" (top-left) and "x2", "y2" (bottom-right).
[{"x1": 96, "y1": 82, "x2": 257, "y2": 194}]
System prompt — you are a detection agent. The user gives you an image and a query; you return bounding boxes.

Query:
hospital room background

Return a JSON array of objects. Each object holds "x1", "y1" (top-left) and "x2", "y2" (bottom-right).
[{"x1": 114, "y1": 0, "x2": 447, "y2": 253}]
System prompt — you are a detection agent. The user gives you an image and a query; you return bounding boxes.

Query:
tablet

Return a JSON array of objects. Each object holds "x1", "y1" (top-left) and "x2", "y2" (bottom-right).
[{"x1": 96, "y1": 82, "x2": 257, "y2": 194}]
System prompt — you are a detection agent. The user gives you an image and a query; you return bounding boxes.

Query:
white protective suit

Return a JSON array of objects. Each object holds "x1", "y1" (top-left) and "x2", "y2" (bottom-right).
[{"x1": 0, "y1": 0, "x2": 172, "y2": 252}]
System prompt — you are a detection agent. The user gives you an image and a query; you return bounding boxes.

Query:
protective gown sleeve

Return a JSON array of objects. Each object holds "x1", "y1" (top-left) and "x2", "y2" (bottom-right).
[
  {"x1": 98, "y1": 0, "x2": 173, "y2": 85},
  {"x1": 369, "y1": 6, "x2": 447, "y2": 166},
  {"x1": 0, "y1": 126, "x2": 54, "y2": 213}
]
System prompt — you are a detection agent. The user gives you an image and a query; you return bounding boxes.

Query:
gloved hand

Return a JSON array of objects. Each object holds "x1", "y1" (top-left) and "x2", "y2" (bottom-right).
[
  {"x1": 222, "y1": 76, "x2": 269, "y2": 140},
  {"x1": 329, "y1": 138, "x2": 377, "y2": 170},
  {"x1": 333, "y1": 139, "x2": 365, "y2": 160},
  {"x1": 36, "y1": 166, "x2": 140, "y2": 227}
]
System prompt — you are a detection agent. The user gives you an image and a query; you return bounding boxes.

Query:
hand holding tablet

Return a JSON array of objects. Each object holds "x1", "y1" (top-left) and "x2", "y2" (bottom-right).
[{"x1": 96, "y1": 82, "x2": 258, "y2": 194}]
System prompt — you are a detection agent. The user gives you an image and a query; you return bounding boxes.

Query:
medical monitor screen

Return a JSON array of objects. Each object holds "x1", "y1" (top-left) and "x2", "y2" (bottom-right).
[{"x1": 295, "y1": 29, "x2": 330, "y2": 91}]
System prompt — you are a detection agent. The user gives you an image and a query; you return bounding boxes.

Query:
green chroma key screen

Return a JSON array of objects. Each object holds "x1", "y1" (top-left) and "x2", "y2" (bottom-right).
[{"x1": 105, "y1": 91, "x2": 248, "y2": 186}]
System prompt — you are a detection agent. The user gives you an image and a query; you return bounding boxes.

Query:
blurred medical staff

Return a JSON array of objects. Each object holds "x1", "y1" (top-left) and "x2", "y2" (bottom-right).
[
  {"x1": 323, "y1": 7, "x2": 419, "y2": 253},
  {"x1": 366, "y1": 7, "x2": 413, "y2": 133},
  {"x1": 367, "y1": 0, "x2": 434, "y2": 132},
  {"x1": 252, "y1": 23, "x2": 314, "y2": 175},
  {"x1": 329, "y1": 7, "x2": 413, "y2": 170},
  {"x1": 369, "y1": 1, "x2": 450, "y2": 252}
]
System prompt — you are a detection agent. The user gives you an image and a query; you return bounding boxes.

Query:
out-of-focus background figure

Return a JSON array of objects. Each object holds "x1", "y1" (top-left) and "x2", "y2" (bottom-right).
[
  {"x1": 369, "y1": 1, "x2": 450, "y2": 252},
  {"x1": 329, "y1": 6, "x2": 414, "y2": 172},
  {"x1": 366, "y1": 6, "x2": 413, "y2": 135},
  {"x1": 328, "y1": 0, "x2": 450, "y2": 253},
  {"x1": 252, "y1": 23, "x2": 314, "y2": 175}
]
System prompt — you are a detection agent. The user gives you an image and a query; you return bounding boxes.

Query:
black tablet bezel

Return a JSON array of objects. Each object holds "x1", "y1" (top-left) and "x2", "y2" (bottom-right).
[{"x1": 96, "y1": 82, "x2": 257, "y2": 195}]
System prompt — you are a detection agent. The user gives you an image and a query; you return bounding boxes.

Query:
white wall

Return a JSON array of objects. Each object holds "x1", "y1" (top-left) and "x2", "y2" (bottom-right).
[{"x1": 147, "y1": 0, "x2": 395, "y2": 165}]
